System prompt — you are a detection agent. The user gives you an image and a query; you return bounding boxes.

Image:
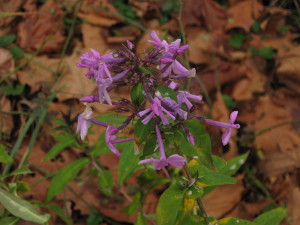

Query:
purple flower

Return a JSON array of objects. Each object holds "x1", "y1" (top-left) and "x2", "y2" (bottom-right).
[
  {"x1": 160, "y1": 59, "x2": 196, "y2": 79},
  {"x1": 204, "y1": 111, "x2": 240, "y2": 146},
  {"x1": 156, "y1": 93, "x2": 187, "y2": 120},
  {"x1": 76, "y1": 104, "x2": 93, "y2": 140},
  {"x1": 77, "y1": 49, "x2": 123, "y2": 80},
  {"x1": 105, "y1": 126, "x2": 134, "y2": 156},
  {"x1": 96, "y1": 78, "x2": 112, "y2": 105},
  {"x1": 137, "y1": 97, "x2": 175, "y2": 125},
  {"x1": 177, "y1": 91, "x2": 202, "y2": 110},
  {"x1": 139, "y1": 124, "x2": 185, "y2": 170},
  {"x1": 148, "y1": 31, "x2": 168, "y2": 50}
]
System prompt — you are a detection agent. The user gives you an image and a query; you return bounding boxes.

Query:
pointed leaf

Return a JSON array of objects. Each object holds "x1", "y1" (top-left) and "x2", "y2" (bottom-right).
[
  {"x1": 118, "y1": 141, "x2": 140, "y2": 185},
  {"x1": 0, "y1": 188, "x2": 50, "y2": 224},
  {"x1": 254, "y1": 207, "x2": 286, "y2": 225},
  {"x1": 46, "y1": 158, "x2": 89, "y2": 202},
  {"x1": 0, "y1": 217, "x2": 19, "y2": 225},
  {"x1": 0, "y1": 144, "x2": 13, "y2": 163},
  {"x1": 157, "y1": 183, "x2": 187, "y2": 225}
]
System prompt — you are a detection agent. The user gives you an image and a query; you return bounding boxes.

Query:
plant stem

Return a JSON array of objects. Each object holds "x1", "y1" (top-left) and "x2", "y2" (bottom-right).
[{"x1": 175, "y1": 144, "x2": 209, "y2": 225}]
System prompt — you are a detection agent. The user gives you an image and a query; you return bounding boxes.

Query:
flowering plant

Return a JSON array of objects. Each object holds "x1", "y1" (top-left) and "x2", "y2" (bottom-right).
[{"x1": 76, "y1": 31, "x2": 250, "y2": 225}]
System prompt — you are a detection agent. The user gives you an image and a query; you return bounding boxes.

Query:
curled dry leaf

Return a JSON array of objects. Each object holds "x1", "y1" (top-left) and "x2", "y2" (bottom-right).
[
  {"x1": 183, "y1": 0, "x2": 227, "y2": 30},
  {"x1": 226, "y1": 0, "x2": 263, "y2": 32},
  {"x1": 0, "y1": 96, "x2": 13, "y2": 136},
  {"x1": 287, "y1": 188, "x2": 300, "y2": 224},
  {"x1": 17, "y1": 0, "x2": 65, "y2": 53}
]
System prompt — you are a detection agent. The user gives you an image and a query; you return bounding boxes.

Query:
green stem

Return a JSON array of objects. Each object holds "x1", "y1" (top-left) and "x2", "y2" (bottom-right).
[
  {"x1": 256, "y1": 120, "x2": 300, "y2": 137},
  {"x1": 2, "y1": 115, "x2": 36, "y2": 178},
  {"x1": 175, "y1": 145, "x2": 209, "y2": 225}
]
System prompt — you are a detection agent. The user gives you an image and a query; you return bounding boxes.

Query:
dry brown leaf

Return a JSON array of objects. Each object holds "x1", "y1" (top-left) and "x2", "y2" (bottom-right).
[
  {"x1": 226, "y1": 0, "x2": 264, "y2": 32},
  {"x1": 0, "y1": 0, "x2": 24, "y2": 26},
  {"x1": 204, "y1": 175, "x2": 244, "y2": 218},
  {"x1": 0, "y1": 48, "x2": 15, "y2": 79},
  {"x1": 252, "y1": 96, "x2": 300, "y2": 154},
  {"x1": 0, "y1": 96, "x2": 13, "y2": 136},
  {"x1": 17, "y1": 56, "x2": 57, "y2": 93},
  {"x1": 195, "y1": 61, "x2": 246, "y2": 93},
  {"x1": 81, "y1": 24, "x2": 108, "y2": 52},
  {"x1": 183, "y1": 0, "x2": 227, "y2": 30},
  {"x1": 55, "y1": 53, "x2": 97, "y2": 101},
  {"x1": 231, "y1": 57, "x2": 267, "y2": 101},
  {"x1": 287, "y1": 187, "x2": 300, "y2": 225},
  {"x1": 78, "y1": 0, "x2": 122, "y2": 27},
  {"x1": 17, "y1": 0, "x2": 65, "y2": 53},
  {"x1": 276, "y1": 46, "x2": 300, "y2": 95},
  {"x1": 259, "y1": 149, "x2": 300, "y2": 177}
]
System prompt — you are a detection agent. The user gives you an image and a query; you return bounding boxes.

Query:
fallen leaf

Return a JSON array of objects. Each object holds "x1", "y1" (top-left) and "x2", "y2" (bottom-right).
[
  {"x1": 0, "y1": 48, "x2": 15, "y2": 79},
  {"x1": 78, "y1": 0, "x2": 121, "y2": 27},
  {"x1": 0, "y1": 0, "x2": 24, "y2": 27},
  {"x1": 17, "y1": 0, "x2": 65, "y2": 53},
  {"x1": 203, "y1": 175, "x2": 244, "y2": 219},
  {"x1": 183, "y1": 0, "x2": 227, "y2": 30},
  {"x1": 226, "y1": 0, "x2": 264, "y2": 32}
]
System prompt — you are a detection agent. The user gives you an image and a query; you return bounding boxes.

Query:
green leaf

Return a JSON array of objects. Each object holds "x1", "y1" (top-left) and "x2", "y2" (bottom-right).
[
  {"x1": 134, "y1": 212, "x2": 147, "y2": 225},
  {"x1": 44, "y1": 204, "x2": 73, "y2": 225},
  {"x1": 221, "y1": 152, "x2": 249, "y2": 176},
  {"x1": 0, "y1": 84, "x2": 24, "y2": 96},
  {"x1": 218, "y1": 217, "x2": 258, "y2": 225},
  {"x1": 98, "y1": 170, "x2": 114, "y2": 197},
  {"x1": 253, "y1": 207, "x2": 286, "y2": 225},
  {"x1": 172, "y1": 129, "x2": 198, "y2": 157},
  {"x1": 222, "y1": 95, "x2": 237, "y2": 110},
  {"x1": 87, "y1": 209, "x2": 104, "y2": 225},
  {"x1": 134, "y1": 118, "x2": 155, "y2": 144},
  {"x1": 212, "y1": 155, "x2": 227, "y2": 172},
  {"x1": 257, "y1": 47, "x2": 275, "y2": 59},
  {"x1": 118, "y1": 141, "x2": 140, "y2": 185},
  {"x1": 9, "y1": 46, "x2": 24, "y2": 60},
  {"x1": 184, "y1": 120, "x2": 213, "y2": 168},
  {"x1": 0, "y1": 34, "x2": 16, "y2": 47},
  {"x1": 0, "y1": 217, "x2": 19, "y2": 225},
  {"x1": 0, "y1": 144, "x2": 13, "y2": 163},
  {"x1": 189, "y1": 163, "x2": 236, "y2": 186},
  {"x1": 250, "y1": 20, "x2": 261, "y2": 33},
  {"x1": 46, "y1": 158, "x2": 89, "y2": 202},
  {"x1": 0, "y1": 187, "x2": 50, "y2": 224},
  {"x1": 44, "y1": 133, "x2": 78, "y2": 161},
  {"x1": 143, "y1": 135, "x2": 157, "y2": 156},
  {"x1": 95, "y1": 113, "x2": 127, "y2": 126},
  {"x1": 229, "y1": 33, "x2": 245, "y2": 48},
  {"x1": 6, "y1": 166, "x2": 34, "y2": 178},
  {"x1": 131, "y1": 83, "x2": 145, "y2": 106},
  {"x1": 156, "y1": 86, "x2": 177, "y2": 101},
  {"x1": 157, "y1": 183, "x2": 187, "y2": 225},
  {"x1": 123, "y1": 192, "x2": 141, "y2": 215}
]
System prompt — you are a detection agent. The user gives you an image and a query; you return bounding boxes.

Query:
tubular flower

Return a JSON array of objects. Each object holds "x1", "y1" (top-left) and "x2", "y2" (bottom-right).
[
  {"x1": 177, "y1": 91, "x2": 202, "y2": 110},
  {"x1": 204, "y1": 111, "x2": 240, "y2": 146},
  {"x1": 139, "y1": 124, "x2": 185, "y2": 170},
  {"x1": 76, "y1": 104, "x2": 93, "y2": 140},
  {"x1": 137, "y1": 97, "x2": 175, "y2": 125},
  {"x1": 105, "y1": 126, "x2": 134, "y2": 156}
]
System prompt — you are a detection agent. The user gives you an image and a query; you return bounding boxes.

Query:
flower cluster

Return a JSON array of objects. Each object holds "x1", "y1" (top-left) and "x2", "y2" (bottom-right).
[{"x1": 76, "y1": 31, "x2": 240, "y2": 170}]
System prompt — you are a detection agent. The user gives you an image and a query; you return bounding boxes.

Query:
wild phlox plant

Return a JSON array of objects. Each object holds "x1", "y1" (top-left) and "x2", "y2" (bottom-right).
[{"x1": 76, "y1": 31, "x2": 241, "y2": 225}]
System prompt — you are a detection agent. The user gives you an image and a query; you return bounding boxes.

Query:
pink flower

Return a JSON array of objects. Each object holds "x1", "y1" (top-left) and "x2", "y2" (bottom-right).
[
  {"x1": 105, "y1": 126, "x2": 134, "y2": 156},
  {"x1": 204, "y1": 111, "x2": 240, "y2": 146},
  {"x1": 76, "y1": 104, "x2": 93, "y2": 140},
  {"x1": 177, "y1": 91, "x2": 202, "y2": 110}
]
